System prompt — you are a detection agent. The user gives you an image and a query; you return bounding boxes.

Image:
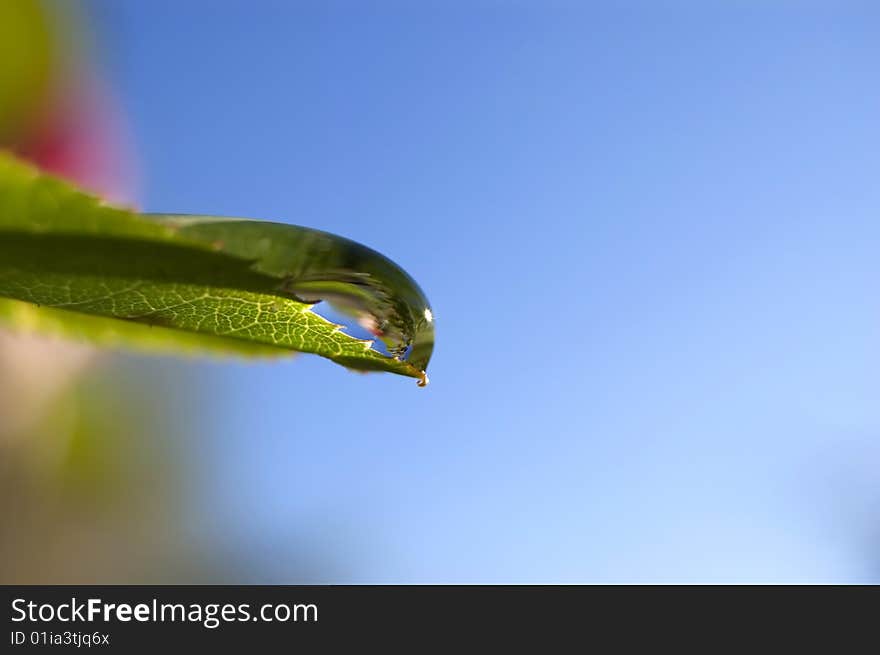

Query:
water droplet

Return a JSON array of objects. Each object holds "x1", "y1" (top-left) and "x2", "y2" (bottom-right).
[{"x1": 152, "y1": 215, "x2": 435, "y2": 379}]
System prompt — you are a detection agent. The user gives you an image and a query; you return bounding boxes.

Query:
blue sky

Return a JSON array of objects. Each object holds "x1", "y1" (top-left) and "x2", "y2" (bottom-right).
[{"x1": 89, "y1": 1, "x2": 879, "y2": 582}]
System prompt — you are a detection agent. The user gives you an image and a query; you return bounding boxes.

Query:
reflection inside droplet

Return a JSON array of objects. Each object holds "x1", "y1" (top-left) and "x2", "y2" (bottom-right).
[
  {"x1": 281, "y1": 269, "x2": 434, "y2": 374},
  {"x1": 309, "y1": 300, "x2": 393, "y2": 359}
]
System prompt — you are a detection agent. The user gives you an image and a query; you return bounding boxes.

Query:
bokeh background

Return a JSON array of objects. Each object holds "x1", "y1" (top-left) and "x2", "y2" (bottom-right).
[{"x1": 2, "y1": 0, "x2": 879, "y2": 583}]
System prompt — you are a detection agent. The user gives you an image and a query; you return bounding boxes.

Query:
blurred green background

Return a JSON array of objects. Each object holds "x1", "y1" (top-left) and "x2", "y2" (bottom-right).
[{"x1": 0, "y1": 0, "x2": 220, "y2": 583}]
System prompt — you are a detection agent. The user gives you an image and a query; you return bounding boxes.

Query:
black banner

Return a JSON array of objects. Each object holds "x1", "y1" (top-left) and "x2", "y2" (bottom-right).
[{"x1": 2, "y1": 586, "x2": 877, "y2": 649}]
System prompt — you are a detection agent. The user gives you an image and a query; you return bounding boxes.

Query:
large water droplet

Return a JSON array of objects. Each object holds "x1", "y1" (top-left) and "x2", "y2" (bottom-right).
[{"x1": 152, "y1": 215, "x2": 435, "y2": 381}]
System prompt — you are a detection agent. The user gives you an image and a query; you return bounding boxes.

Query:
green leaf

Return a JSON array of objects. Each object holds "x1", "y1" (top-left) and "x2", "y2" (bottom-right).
[{"x1": 0, "y1": 152, "x2": 434, "y2": 384}]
